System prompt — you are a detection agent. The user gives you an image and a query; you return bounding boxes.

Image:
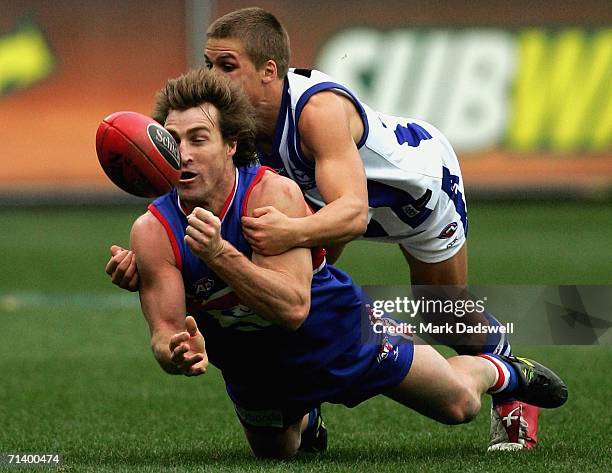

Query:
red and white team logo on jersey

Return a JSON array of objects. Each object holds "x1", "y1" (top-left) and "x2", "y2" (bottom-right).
[{"x1": 438, "y1": 222, "x2": 458, "y2": 239}]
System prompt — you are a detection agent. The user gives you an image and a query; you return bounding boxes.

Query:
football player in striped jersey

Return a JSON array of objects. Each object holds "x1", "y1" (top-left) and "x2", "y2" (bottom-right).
[
  {"x1": 107, "y1": 7, "x2": 559, "y2": 451},
  {"x1": 117, "y1": 68, "x2": 566, "y2": 458}
]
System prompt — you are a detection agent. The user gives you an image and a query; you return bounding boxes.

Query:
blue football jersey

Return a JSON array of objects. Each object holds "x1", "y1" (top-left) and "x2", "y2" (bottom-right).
[{"x1": 147, "y1": 165, "x2": 408, "y2": 404}]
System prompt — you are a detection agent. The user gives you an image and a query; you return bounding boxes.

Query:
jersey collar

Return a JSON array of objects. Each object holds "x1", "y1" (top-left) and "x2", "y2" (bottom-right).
[{"x1": 176, "y1": 167, "x2": 239, "y2": 223}]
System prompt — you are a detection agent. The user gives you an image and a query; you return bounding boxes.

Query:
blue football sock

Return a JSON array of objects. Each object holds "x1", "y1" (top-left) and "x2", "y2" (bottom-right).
[
  {"x1": 305, "y1": 407, "x2": 319, "y2": 432},
  {"x1": 482, "y1": 311, "x2": 513, "y2": 356},
  {"x1": 479, "y1": 353, "x2": 519, "y2": 396}
]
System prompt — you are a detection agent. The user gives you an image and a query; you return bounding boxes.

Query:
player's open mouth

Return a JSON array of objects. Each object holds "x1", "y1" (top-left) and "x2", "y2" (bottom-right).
[{"x1": 180, "y1": 171, "x2": 198, "y2": 183}]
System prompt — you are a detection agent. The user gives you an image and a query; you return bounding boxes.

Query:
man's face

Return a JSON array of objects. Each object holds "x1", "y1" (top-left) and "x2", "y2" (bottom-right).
[
  {"x1": 204, "y1": 37, "x2": 262, "y2": 105},
  {"x1": 164, "y1": 104, "x2": 235, "y2": 208}
]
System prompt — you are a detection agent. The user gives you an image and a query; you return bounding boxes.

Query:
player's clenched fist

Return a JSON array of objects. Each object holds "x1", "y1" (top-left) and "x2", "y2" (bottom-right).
[{"x1": 185, "y1": 207, "x2": 227, "y2": 262}]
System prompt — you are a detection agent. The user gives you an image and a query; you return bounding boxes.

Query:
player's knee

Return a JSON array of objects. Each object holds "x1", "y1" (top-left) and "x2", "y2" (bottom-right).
[
  {"x1": 246, "y1": 430, "x2": 300, "y2": 459},
  {"x1": 441, "y1": 390, "x2": 481, "y2": 425},
  {"x1": 250, "y1": 443, "x2": 299, "y2": 459}
]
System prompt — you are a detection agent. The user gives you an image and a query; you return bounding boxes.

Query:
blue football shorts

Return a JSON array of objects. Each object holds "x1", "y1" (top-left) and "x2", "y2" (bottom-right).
[{"x1": 228, "y1": 327, "x2": 414, "y2": 432}]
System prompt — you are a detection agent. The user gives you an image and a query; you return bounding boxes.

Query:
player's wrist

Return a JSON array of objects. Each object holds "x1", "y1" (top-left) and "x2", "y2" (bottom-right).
[
  {"x1": 203, "y1": 239, "x2": 228, "y2": 263},
  {"x1": 293, "y1": 216, "x2": 312, "y2": 247},
  {"x1": 154, "y1": 348, "x2": 182, "y2": 375}
]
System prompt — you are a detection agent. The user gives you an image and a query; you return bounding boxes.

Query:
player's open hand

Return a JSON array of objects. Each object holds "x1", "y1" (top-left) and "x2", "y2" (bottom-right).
[
  {"x1": 169, "y1": 315, "x2": 208, "y2": 376},
  {"x1": 105, "y1": 245, "x2": 140, "y2": 292},
  {"x1": 185, "y1": 207, "x2": 227, "y2": 262},
  {"x1": 241, "y1": 206, "x2": 297, "y2": 255}
]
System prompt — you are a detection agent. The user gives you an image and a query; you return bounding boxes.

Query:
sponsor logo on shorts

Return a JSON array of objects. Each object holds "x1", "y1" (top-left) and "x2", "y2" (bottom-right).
[
  {"x1": 402, "y1": 204, "x2": 419, "y2": 218},
  {"x1": 401, "y1": 189, "x2": 432, "y2": 218},
  {"x1": 377, "y1": 337, "x2": 395, "y2": 363},
  {"x1": 234, "y1": 405, "x2": 284, "y2": 428},
  {"x1": 438, "y1": 222, "x2": 458, "y2": 239},
  {"x1": 446, "y1": 237, "x2": 459, "y2": 249}
]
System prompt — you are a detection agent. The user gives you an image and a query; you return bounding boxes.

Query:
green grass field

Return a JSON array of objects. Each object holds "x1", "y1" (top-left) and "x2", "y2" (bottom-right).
[{"x1": 1, "y1": 201, "x2": 611, "y2": 472}]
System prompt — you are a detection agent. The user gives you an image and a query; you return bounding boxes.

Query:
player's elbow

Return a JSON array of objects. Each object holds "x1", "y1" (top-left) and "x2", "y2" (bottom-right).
[
  {"x1": 354, "y1": 211, "x2": 369, "y2": 237},
  {"x1": 283, "y1": 305, "x2": 309, "y2": 332},
  {"x1": 346, "y1": 197, "x2": 369, "y2": 238},
  {"x1": 283, "y1": 294, "x2": 311, "y2": 331}
]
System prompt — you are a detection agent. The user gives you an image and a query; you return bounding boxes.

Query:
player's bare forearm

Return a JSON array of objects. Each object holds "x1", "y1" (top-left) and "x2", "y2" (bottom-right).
[
  {"x1": 293, "y1": 195, "x2": 367, "y2": 248},
  {"x1": 189, "y1": 170, "x2": 315, "y2": 330},
  {"x1": 206, "y1": 241, "x2": 311, "y2": 331},
  {"x1": 184, "y1": 171, "x2": 315, "y2": 330},
  {"x1": 296, "y1": 89, "x2": 369, "y2": 248},
  {"x1": 131, "y1": 212, "x2": 207, "y2": 376},
  {"x1": 242, "y1": 89, "x2": 369, "y2": 252},
  {"x1": 241, "y1": 194, "x2": 367, "y2": 255}
]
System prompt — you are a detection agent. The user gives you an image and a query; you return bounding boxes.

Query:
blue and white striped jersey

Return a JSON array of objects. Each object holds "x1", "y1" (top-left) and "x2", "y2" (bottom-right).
[{"x1": 258, "y1": 68, "x2": 468, "y2": 263}]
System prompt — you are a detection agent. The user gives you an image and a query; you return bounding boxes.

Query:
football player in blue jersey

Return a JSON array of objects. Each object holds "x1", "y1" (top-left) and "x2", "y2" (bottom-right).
[
  {"x1": 112, "y1": 68, "x2": 566, "y2": 458},
  {"x1": 107, "y1": 7, "x2": 556, "y2": 450}
]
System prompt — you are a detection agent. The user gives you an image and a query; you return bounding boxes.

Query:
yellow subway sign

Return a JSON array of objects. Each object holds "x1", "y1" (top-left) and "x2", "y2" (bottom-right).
[
  {"x1": 509, "y1": 29, "x2": 611, "y2": 151},
  {"x1": 316, "y1": 27, "x2": 611, "y2": 153},
  {"x1": 0, "y1": 20, "x2": 55, "y2": 96}
]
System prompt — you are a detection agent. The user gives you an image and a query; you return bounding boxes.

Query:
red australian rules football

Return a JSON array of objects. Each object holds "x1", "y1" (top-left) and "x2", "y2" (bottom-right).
[{"x1": 96, "y1": 111, "x2": 181, "y2": 197}]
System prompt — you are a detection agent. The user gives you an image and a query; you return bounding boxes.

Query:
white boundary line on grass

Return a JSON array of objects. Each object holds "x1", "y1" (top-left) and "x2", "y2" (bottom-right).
[{"x1": 0, "y1": 291, "x2": 140, "y2": 312}]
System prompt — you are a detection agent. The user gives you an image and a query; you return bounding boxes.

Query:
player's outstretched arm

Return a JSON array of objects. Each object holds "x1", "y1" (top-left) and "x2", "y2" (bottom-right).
[
  {"x1": 131, "y1": 213, "x2": 207, "y2": 376},
  {"x1": 242, "y1": 91, "x2": 369, "y2": 255},
  {"x1": 186, "y1": 171, "x2": 314, "y2": 331}
]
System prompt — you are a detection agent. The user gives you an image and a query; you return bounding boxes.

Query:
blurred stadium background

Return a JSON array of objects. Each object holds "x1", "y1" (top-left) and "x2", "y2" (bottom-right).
[{"x1": 1, "y1": 1, "x2": 610, "y2": 472}]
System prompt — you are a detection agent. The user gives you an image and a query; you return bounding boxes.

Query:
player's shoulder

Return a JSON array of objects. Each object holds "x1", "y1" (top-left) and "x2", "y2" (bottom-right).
[
  {"x1": 287, "y1": 68, "x2": 329, "y2": 82},
  {"x1": 287, "y1": 69, "x2": 349, "y2": 106},
  {"x1": 287, "y1": 70, "x2": 358, "y2": 122},
  {"x1": 251, "y1": 169, "x2": 303, "y2": 203},
  {"x1": 246, "y1": 169, "x2": 306, "y2": 216},
  {"x1": 132, "y1": 209, "x2": 161, "y2": 233},
  {"x1": 130, "y1": 210, "x2": 171, "y2": 244},
  {"x1": 130, "y1": 209, "x2": 179, "y2": 269},
  {"x1": 131, "y1": 210, "x2": 163, "y2": 239}
]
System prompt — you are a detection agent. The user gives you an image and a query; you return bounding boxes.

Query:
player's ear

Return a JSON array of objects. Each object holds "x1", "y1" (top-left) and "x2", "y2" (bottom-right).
[
  {"x1": 261, "y1": 59, "x2": 278, "y2": 84},
  {"x1": 226, "y1": 140, "x2": 237, "y2": 159}
]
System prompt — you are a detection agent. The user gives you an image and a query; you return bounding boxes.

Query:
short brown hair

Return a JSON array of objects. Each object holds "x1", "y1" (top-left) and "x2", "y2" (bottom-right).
[
  {"x1": 207, "y1": 7, "x2": 290, "y2": 79},
  {"x1": 153, "y1": 68, "x2": 257, "y2": 166}
]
